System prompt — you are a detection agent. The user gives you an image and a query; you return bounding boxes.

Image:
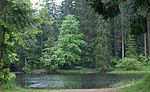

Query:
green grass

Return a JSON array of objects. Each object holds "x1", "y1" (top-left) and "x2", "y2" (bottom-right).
[
  {"x1": 121, "y1": 81, "x2": 150, "y2": 92},
  {"x1": 0, "y1": 84, "x2": 58, "y2": 92},
  {"x1": 108, "y1": 71, "x2": 150, "y2": 74},
  {"x1": 121, "y1": 75, "x2": 150, "y2": 92},
  {"x1": 111, "y1": 80, "x2": 134, "y2": 88},
  {"x1": 109, "y1": 70, "x2": 150, "y2": 92},
  {"x1": 0, "y1": 89, "x2": 58, "y2": 92},
  {"x1": 0, "y1": 82, "x2": 58, "y2": 92}
]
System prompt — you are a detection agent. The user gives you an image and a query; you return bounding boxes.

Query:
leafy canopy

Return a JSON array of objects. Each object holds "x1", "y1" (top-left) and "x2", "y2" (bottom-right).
[{"x1": 40, "y1": 15, "x2": 86, "y2": 72}]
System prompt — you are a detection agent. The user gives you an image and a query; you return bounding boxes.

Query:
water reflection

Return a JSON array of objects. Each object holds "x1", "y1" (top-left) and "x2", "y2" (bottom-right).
[{"x1": 15, "y1": 74, "x2": 143, "y2": 89}]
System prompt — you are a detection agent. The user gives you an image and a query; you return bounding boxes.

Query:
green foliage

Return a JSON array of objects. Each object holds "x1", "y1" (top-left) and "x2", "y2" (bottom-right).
[
  {"x1": 110, "y1": 57, "x2": 119, "y2": 67},
  {"x1": 23, "y1": 38, "x2": 43, "y2": 69},
  {"x1": 40, "y1": 47, "x2": 64, "y2": 73},
  {"x1": 0, "y1": 0, "x2": 33, "y2": 29},
  {"x1": 61, "y1": 0, "x2": 99, "y2": 67},
  {"x1": 0, "y1": 0, "x2": 35, "y2": 83},
  {"x1": 115, "y1": 55, "x2": 150, "y2": 71},
  {"x1": 0, "y1": 68, "x2": 16, "y2": 85},
  {"x1": 137, "y1": 55, "x2": 150, "y2": 66},
  {"x1": 22, "y1": 63, "x2": 32, "y2": 74},
  {"x1": 0, "y1": 83, "x2": 21, "y2": 91},
  {"x1": 40, "y1": 15, "x2": 86, "y2": 72},
  {"x1": 2, "y1": 33, "x2": 19, "y2": 65},
  {"x1": 130, "y1": 15, "x2": 147, "y2": 35},
  {"x1": 126, "y1": 34, "x2": 137, "y2": 58},
  {"x1": 95, "y1": 19, "x2": 110, "y2": 69},
  {"x1": 58, "y1": 14, "x2": 86, "y2": 64},
  {"x1": 130, "y1": 0, "x2": 148, "y2": 12},
  {"x1": 122, "y1": 74, "x2": 150, "y2": 92},
  {"x1": 137, "y1": 55, "x2": 150, "y2": 71},
  {"x1": 115, "y1": 58, "x2": 143, "y2": 71},
  {"x1": 18, "y1": 0, "x2": 55, "y2": 72},
  {"x1": 3, "y1": 50, "x2": 18, "y2": 65},
  {"x1": 87, "y1": 0, "x2": 120, "y2": 19},
  {"x1": 143, "y1": 74, "x2": 150, "y2": 83},
  {"x1": 0, "y1": 0, "x2": 34, "y2": 62}
]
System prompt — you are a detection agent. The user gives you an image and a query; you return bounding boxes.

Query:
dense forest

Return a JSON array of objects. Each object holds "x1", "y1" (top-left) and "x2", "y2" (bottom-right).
[{"x1": 0, "y1": 0, "x2": 150, "y2": 92}]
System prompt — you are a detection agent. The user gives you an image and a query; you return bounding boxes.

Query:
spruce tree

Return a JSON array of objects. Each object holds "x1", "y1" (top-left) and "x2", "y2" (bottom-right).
[
  {"x1": 126, "y1": 33, "x2": 137, "y2": 58},
  {"x1": 95, "y1": 19, "x2": 110, "y2": 69}
]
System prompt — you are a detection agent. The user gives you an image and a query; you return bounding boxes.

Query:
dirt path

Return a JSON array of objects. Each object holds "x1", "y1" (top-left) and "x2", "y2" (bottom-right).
[{"x1": 57, "y1": 88, "x2": 119, "y2": 92}]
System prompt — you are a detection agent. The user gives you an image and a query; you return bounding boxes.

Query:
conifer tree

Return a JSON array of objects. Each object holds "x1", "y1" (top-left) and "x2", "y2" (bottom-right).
[
  {"x1": 95, "y1": 19, "x2": 110, "y2": 69},
  {"x1": 126, "y1": 33, "x2": 137, "y2": 58}
]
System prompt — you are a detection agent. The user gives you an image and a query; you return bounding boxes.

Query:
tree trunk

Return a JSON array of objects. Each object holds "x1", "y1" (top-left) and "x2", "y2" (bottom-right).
[
  {"x1": 147, "y1": 0, "x2": 150, "y2": 55},
  {"x1": 121, "y1": 3, "x2": 125, "y2": 59},
  {"x1": 0, "y1": 27, "x2": 5, "y2": 64},
  {"x1": 144, "y1": 33, "x2": 147, "y2": 56}
]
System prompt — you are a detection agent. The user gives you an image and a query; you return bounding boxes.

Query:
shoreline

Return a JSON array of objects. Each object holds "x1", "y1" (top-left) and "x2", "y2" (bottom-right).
[{"x1": 0, "y1": 88, "x2": 119, "y2": 92}]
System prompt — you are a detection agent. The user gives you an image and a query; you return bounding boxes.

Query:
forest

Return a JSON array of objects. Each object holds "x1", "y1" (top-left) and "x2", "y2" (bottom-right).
[{"x1": 0, "y1": 0, "x2": 150, "y2": 92}]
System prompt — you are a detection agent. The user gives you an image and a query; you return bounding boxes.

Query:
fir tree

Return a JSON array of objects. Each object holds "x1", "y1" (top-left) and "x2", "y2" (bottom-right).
[{"x1": 95, "y1": 19, "x2": 110, "y2": 69}]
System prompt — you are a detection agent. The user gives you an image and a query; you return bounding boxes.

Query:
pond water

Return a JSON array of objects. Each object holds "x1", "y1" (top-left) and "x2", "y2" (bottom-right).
[{"x1": 15, "y1": 73, "x2": 143, "y2": 89}]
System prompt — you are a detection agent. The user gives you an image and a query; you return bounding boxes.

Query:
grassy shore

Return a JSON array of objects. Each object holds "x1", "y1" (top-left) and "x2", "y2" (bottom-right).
[
  {"x1": 108, "y1": 71, "x2": 150, "y2": 92},
  {"x1": 121, "y1": 80, "x2": 150, "y2": 92},
  {"x1": 0, "y1": 82, "x2": 58, "y2": 92},
  {"x1": 120, "y1": 74, "x2": 150, "y2": 92},
  {"x1": 58, "y1": 69, "x2": 99, "y2": 74},
  {"x1": 0, "y1": 89, "x2": 58, "y2": 92},
  {"x1": 108, "y1": 71, "x2": 150, "y2": 74}
]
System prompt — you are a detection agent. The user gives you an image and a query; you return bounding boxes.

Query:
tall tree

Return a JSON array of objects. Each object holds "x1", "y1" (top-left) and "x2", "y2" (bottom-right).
[
  {"x1": 40, "y1": 15, "x2": 86, "y2": 72},
  {"x1": 126, "y1": 33, "x2": 137, "y2": 57},
  {"x1": 0, "y1": 0, "x2": 33, "y2": 67},
  {"x1": 60, "y1": 0, "x2": 99, "y2": 67},
  {"x1": 87, "y1": 0, "x2": 150, "y2": 55},
  {"x1": 19, "y1": 0, "x2": 56, "y2": 72},
  {"x1": 0, "y1": 0, "x2": 34, "y2": 83},
  {"x1": 95, "y1": 19, "x2": 110, "y2": 69}
]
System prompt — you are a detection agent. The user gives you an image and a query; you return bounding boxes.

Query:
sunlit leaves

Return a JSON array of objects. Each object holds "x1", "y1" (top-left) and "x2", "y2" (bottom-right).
[
  {"x1": 58, "y1": 15, "x2": 86, "y2": 63},
  {"x1": 0, "y1": 68, "x2": 16, "y2": 84},
  {"x1": 1, "y1": 0, "x2": 33, "y2": 30},
  {"x1": 40, "y1": 15, "x2": 86, "y2": 72},
  {"x1": 0, "y1": 0, "x2": 35, "y2": 79}
]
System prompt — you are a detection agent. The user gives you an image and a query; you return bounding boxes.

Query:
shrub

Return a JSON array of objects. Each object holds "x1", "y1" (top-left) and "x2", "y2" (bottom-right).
[
  {"x1": 0, "y1": 68, "x2": 16, "y2": 85},
  {"x1": 110, "y1": 57, "x2": 119, "y2": 67},
  {"x1": 137, "y1": 55, "x2": 150, "y2": 66},
  {"x1": 143, "y1": 74, "x2": 150, "y2": 83},
  {"x1": 115, "y1": 58, "x2": 143, "y2": 71},
  {"x1": 22, "y1": 63, "x2": 32, "y2": 74}
]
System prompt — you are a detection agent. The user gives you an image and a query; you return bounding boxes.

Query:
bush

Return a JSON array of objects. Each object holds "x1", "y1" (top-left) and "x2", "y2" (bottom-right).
[
  {"x1": 137, "y1": 55, "x2": 150, "y2": 66},
  {"x1": 0, "y1": 68, "x2": 16, "y2": 85},
  {"x1": 143, "y1": 74, "x2": 150, "y2": 83},
  {"x1": 22, "y1": 63, "x2": 32, "y2": 74},
  {"x1": 110, "y1": 57, "x2": 119, "y2": 67},
  {"x1": 115, "y1": 58, "x2": 143, "y2": 71}
]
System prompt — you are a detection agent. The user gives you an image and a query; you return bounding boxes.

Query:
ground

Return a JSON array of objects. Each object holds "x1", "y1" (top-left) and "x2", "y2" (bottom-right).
[
  {"x1": 60, "y1": 88, "x2": 118, "y2": 92},
  {"x1": 0, "y1": 88, "x2": 119, "y2": 92}
]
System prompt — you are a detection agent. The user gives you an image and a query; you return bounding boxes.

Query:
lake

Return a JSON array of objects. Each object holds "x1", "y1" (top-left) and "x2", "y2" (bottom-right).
[{"x1": 15, "y1": 73, "x2": 143, "y2": 89}]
